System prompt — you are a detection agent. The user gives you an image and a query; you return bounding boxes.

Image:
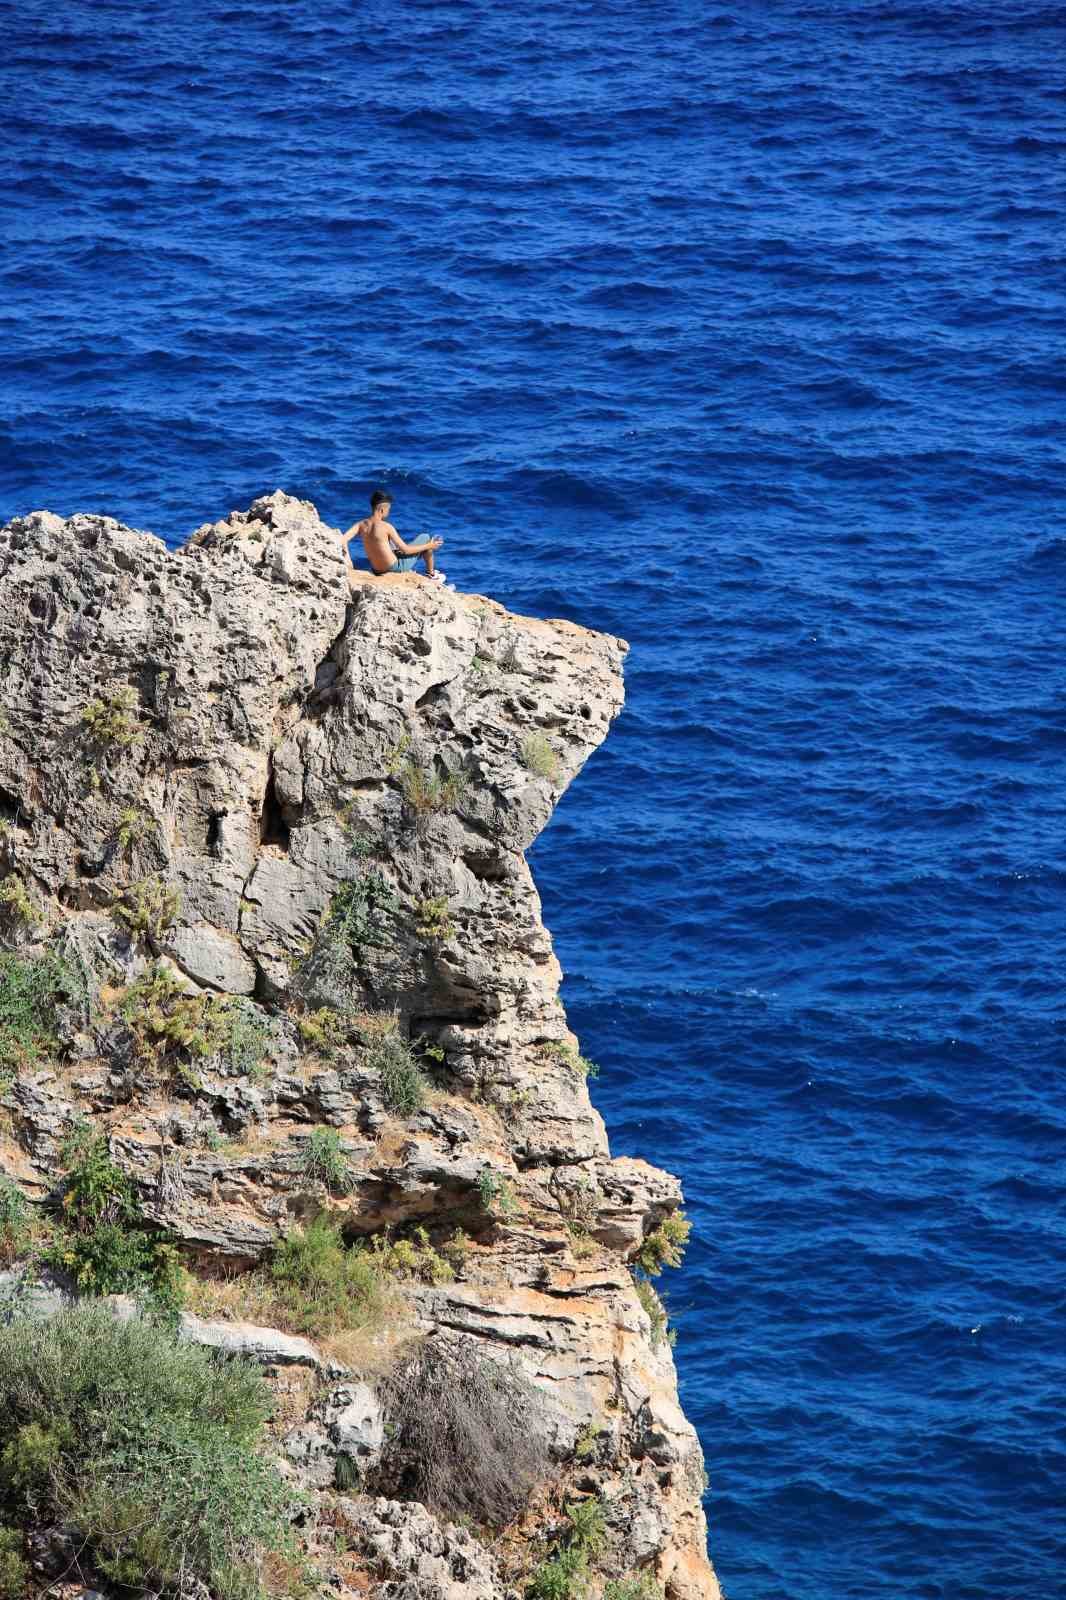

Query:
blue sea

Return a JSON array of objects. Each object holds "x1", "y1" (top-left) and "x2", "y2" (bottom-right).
[{"x1": 3, "y1": 2, "x2": 1065, "y2": 1595}]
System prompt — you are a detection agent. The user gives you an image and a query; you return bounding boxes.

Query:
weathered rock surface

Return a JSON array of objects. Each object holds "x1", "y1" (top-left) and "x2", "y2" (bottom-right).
[{"x1": 0, "y1": 493, "x2": 720, "y2": 1599}]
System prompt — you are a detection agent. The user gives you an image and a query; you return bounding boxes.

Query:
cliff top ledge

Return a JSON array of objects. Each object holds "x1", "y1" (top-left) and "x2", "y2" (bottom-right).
[{"x1": 0, "y1": 492, "x2": 720, "y2": 1600}]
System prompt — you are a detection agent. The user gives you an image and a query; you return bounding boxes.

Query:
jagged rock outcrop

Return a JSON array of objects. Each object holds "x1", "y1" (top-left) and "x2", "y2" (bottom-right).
[{"x1": 0, "y1": 493, "x2": 720, "y2": 1599}]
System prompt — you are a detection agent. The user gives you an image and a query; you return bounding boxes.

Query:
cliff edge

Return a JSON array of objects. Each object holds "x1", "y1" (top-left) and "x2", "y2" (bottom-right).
[{"x1": 0, "y1": 493, "x2": 720, "y2": 1600}]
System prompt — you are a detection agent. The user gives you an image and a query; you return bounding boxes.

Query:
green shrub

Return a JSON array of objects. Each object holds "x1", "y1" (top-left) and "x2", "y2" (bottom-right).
[
  {"x1": 398, "y1": 758, "x2": 467, "y2": 816},
  {"x1": 633, "y1": 1276, "x2": 674, "y2": 1349},
  {"x1": 327, "y1": 873, "x2": 398, "y2": 951},
  {"x1": 295, "y1": 871, "x2": 399, "y2": 1008},
  {"x1": 300, "y1": 1128, "x2": 355, "y2": 1195},
  {"x1": 0, "y1": 879, "x2": 39, "y2": 930},
  {"x1": 80, "y1": 686, "x2": 141, "y2": 753},
  {"x1": 368, "y1": 1027, "x2": 427, "y2": 1114},
  {"x1": 269, "y1": 1216, "x2": 385, "y2": 1338},
  {"x1": 117, "y1": 964, "x2": 232, "y2": 1087},
  {"x1": 0, "y1": 948, "x2": 79, "y2": 1068},
  {"x1": 540, "y1": 1039, "x2": 599, "y2": 1079},
  {"x1": 477, "y1": 1168, "x2": 517, "y2": 1217},
  {"x1": 0, "y1": 1305, "x2": 300, "y2": 1600},
  {"x1": 224, "y1": 999, "x2": 273, "y2": 1076},
  {"x1": 527, "y1": 1546, "x2": 588, "y2": 1600},
  {"x1": 414, "y1": 894, "x2": 453, "y2": 942},
  {"x1": 0, "y1": 1182, "x2": 33, "y2": 1266},
  {"x1": 604, "y1": 1577, "x2": 665, "y2": 1600},
  {"x1": 44, "y1": 1133, "x2": 182, "y2": 1308},
  {"x1": 635, "y1": 1210, "x2": 691, "y2": 1276},
  {"x1": 112, "y1": 876, "x2": 180, "y2": 945},
  {"x1": 369, "y1": 1225, "x2": 456, "y2": 1286},
  {"x1": 564, "y1": 1498, "x2": 606, "y2": 1559},
  {"x1": 526, "y1": 1498, "x2": 606, "y2": 1599},
  {"x1": 519, "y1": 732, "x2": 561, "y2": 783},
  {"x1": 115, "y1": 805, "x2": 152, "y2": 854},
  {"x1": 297, "y1": 1006, "x2": 351, "y2": 1058},
  {"x1": 0, "y1": 1527, "x2": 28, "y2": 1600}
]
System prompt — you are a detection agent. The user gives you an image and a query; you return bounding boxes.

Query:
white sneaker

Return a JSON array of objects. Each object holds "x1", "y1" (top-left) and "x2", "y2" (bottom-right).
[{"x1": 428, "y1": 571, "x2": 448, "y2": 585}]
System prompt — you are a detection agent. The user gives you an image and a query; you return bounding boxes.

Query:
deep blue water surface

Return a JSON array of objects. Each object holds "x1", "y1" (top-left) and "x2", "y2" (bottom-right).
[{"x1": 3, "y1": 2, "x2": 1065, "y2": 1595}]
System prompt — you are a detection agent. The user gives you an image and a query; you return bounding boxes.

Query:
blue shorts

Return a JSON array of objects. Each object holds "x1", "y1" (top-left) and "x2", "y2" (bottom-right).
[{"x1": 348, "y1": 538, "x2": 420, "y2": 575}]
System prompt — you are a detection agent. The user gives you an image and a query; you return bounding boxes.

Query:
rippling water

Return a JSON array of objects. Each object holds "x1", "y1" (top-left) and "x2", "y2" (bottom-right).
[{"x1": 3, "y1": 2, "x2": 1066, "y2": 1596}]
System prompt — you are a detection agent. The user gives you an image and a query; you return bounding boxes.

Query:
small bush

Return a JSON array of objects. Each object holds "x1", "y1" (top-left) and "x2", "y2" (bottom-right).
[
  {"x1": 0, "y1": 1305, "x2": 300, "y2": 1600},
  {"x1": 297, "y1": 1006, "x2": 351, "y2": 1058},
  {"x1": 379, "y1": 1338, "x2": 550, "y2": 1527},
  {"x1": 477, "y1": 1168, "x2": 517, "y2": 1217},
  {"x1": 0, "y1": 879, "x2": 39, "y2": 929},
  {"x1": 328, "y1": 873, "x2": 398, "y2": 951},
  {"x1": 635, "y1": 1210, "x2": 691, "y2": 1276},
  {"x1": 0, "y1": 949, "x2": 79, "y2": 1069},
  {"x1": 398, "y1": 758, "x2": 467, "y2": 816},
  {"x1": 301, "y1": 1128, "x2": 355, "y2": 1195},
  {"x1": 368, "y1": 1027, "x2": 427, "y2": 1114},
  {"x1": 224, "y1": 999, "x2": 273, "y2": 1076},
  {"x1": 541, "y1": 1039, "x2": 599, "y2": 1079},
  {"x1": 370, "y1": 1225, "x2": 455, "y2": 1286},
  {"x1": 115, "y1": 805, "x2": 152, "y2": 854},
  {"x1": 415, "y1": 894, "x2": 453, "y2": 942},
  {"x1": 112, "y1": 876, "x2": 180, "y2": 945},
  {"x1": 519, "y1": 732, "x2": 561, "y2": 783},
  {"x1": 118, "y1": 963, "x2": 232, "y2": 1084},
  {"x1": 44, "y1": 1133, "x2": 181, "y2": 1307},
  {"x1": 633, "y1": 1276, "x2": 674, "y2": 1349},
  {"x1": 526, "y1": 1498, "x2": 606, "y2": 1599},
  {"x1": 0, "y1": 1182, "x2": 36, "y2": 1268},
  {"x1": 528, "y1": 1545, "x2": 588, "y2": 1600},
  {"x1": 269, "y1": 1216, "x2": 385, "y2": 1338},
  {"x1": 604, "y1": 1577, "x2": 665, "y2": 1600},
  {"x1": 80, "y1": 686, "x2": 141, "y2": 755},
  {"x1": 0, "y1": 1527, "x2": 28, "y2": 1600}
]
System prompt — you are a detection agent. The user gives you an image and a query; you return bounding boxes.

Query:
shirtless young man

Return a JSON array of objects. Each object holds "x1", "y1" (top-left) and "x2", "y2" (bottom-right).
[{"x1": 344, "y1": 489, "x2": 445, "y2": 583}]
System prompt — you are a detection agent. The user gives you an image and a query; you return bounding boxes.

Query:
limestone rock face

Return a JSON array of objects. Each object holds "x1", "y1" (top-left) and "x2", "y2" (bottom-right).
[{"x1": 0, "y1": 494, "x2": 720, "y2": 1599}]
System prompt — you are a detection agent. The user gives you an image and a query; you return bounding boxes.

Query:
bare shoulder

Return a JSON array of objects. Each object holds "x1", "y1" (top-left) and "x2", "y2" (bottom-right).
[{"x1": 346, "y1": 516, "x2": 371, "y2": 537}]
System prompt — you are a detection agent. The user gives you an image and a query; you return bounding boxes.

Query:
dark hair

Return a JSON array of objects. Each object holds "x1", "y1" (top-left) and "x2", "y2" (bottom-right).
[{"x1": 369, "y1": 488, "x2": 392, "y2": 510}]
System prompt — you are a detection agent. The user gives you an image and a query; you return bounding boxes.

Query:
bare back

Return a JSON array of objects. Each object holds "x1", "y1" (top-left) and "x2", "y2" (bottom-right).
[{"x1": 353, "y1": 515, "x2": 396, "y2": 576}]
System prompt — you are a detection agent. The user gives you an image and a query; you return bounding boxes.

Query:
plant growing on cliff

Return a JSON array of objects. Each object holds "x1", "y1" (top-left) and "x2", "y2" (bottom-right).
[
  {"x1": 635, "y1": 1209, "x2": 691, "y2": 1276},
  {"x1": 378, "y1": 1339, "x2": 550, "y2": 1528},
  {"x1": 633, "y1": 1276, "x2": 674, "y2": 1350},
  {"x1": 0, "y1": 878, "x2": 40, "y2": 931},
  {"x1": 44, "y1": 1132, "x2": 182, "y2": 1308},
  {"x1": 117, "y1": 964, "x2": 234, "y2": 1086},
  {"x1": 300, "y1": 1127, "x2": 355, "y2": 1195},
  {"x1": 79, "y1": 684, "x2": 142, "y2": 757},
  {"x1": 0, "y1": 949, "x2": 78, "y2": 1069},
  {"x1": 526, "y1": 1498, "x2": 607, "y2": 1599},
  {"x1": 0, "y1": 1180, "x2": 44, "y2": 1269},
  {"x1": 115, "y1": 804, "x2": 152, "y2": 855},
  {"x1": 604, "y1": 1579, "x2": 665, "y2": 1600},
  {"x1": 540, "y1": 1039, "x2": 599, "y2": 1079},
  {"x1": 297, "y1": 1006, "x2": 352, "y2": 1058},
  {"x1": 367, "y1": 1026, "x2": 427, "y2": 1114},
  {"x1": 477, "y1": 1167, "x2": 517, "y2": 1218},
  {"x1": 268, "y1": 1216, "x2": 386, "y2": 1338},
  {"x1": 414, "y1": 894, "x2": 453, "y2": 942},
  {"x1": 398, "y1": 757, "x2": 468, "y2": 818},
  {"x1": 112, "y1": 875, "x2": 180, "y2": 946},
  {"x1": 0, "y1": 1305, "x2": 301, "y2": 1600},
  {"x1": 519, "y1": 731, "x2": 561, "y2": 783}
]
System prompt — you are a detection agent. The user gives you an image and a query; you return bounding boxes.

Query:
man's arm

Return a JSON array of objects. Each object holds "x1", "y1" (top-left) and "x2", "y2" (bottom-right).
[{"x1": 388, "y1": 525, "x2": 443, "y2": 557}]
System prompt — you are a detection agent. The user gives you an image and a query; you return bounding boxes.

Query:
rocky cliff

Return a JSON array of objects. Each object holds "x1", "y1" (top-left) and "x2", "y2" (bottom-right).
[{"x1": 0, "y1": 493, "x2": 720, "y2": 1600}]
